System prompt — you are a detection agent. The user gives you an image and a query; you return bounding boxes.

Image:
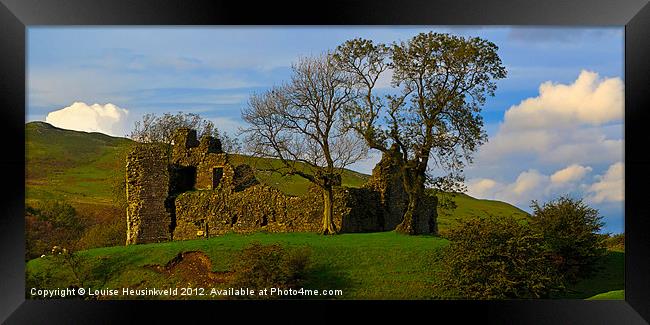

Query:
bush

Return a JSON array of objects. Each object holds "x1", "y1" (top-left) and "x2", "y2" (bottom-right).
[
  {"x1": 436, "y1": 216, "x2": 563, "y2": 299},
  {"x1": 604, "y1": 233, "x2": 624, "y2": 252},
  {"x1": 530, "y1": 196, "x2": 607, "y2": 282},
  {"x1": 25, "y1": 201, "x2": 86, "y2": 260},
  {"x1": 229, "y1": 242, "x2": 311, "y2": 298}
]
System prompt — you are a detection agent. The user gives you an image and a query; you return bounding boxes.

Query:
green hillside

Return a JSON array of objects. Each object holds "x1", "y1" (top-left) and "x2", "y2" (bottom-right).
[
  {"x1": 26, "y1": 232, "x2": 449, "y2": 300},
  {"x1": 436, "y1": 192, "x2": 529, "y2": 231},
  {"x1": 26, "y1": 121, "x2": 134, "y2": 205},
  {"x1": 25, "y1": 121, "x2": 530, "y2": 230}
]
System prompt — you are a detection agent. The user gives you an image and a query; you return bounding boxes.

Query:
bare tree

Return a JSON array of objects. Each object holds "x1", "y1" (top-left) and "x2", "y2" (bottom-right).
[
  {"x1": 241, "y1": 54, "x2": 367, "y2": 234},
  {"x1": 334, "y1": 33, "x2": 507, "y2": 234}
]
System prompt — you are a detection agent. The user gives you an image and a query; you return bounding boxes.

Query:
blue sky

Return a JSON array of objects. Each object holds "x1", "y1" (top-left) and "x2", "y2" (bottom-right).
[{"x1": 27, "y1": 27, "x2": 624, "y2": 233}]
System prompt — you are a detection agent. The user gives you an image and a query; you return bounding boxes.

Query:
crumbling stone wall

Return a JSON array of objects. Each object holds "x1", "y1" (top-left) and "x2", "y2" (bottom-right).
[
  {"x1": 173, "y1": 184, "x2": 383, "y2": 239},
  {"x1": 126, "y1": 128, "x2": 437, "y2": 245},
  {"x1": 126, "y1": 144, "x2": 171, "y2": 244},
  {"x1": 364, "y1": 146, "x2": 438, "y2": 234},
  {"x1": 364, "y1": 146, "x2": 409, "y2": 230}
]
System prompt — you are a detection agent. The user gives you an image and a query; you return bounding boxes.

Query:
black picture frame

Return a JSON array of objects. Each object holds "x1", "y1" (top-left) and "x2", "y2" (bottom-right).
[{"x1": 1, "y1": 0, "x2": 649, "y2": 323}]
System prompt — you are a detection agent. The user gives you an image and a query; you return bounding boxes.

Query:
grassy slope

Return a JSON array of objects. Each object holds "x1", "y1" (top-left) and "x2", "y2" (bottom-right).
[
  {"x1": 587, "y1": 290, "x2": 625, "y2": 300},
  {"x1": 436, "y1": 192, "x2": 529, "y2": 231},
  {"x1": 228, "y1": 154, "x2": 370, "y2": 196},
  {"x1": 27, "y1": 232, "x2": 449, "y2": 299},
  {"x1": 26, "y1": 121, "x2": 134, "y2": 206},
  {"x1": 26, "y1": 231, "x2": 623, "y2": 300}
]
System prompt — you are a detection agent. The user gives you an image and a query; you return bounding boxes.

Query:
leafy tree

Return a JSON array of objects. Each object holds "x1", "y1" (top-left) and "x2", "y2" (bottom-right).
[
  {"x1": 437, "y1": 216, "x2": 563, "y2": 299},
  {"x1": 530, "y1": 196, "x2": 607, "y2": 282},
  {"x1": 129, "y1": 111, "x2": 241, "y2": 153},
  {"x1": 242, "y1": 54, "x2": 367, "y2": 234},
  {"x1": 334, "y1": 33, "x2": 507, "y2": 234}
]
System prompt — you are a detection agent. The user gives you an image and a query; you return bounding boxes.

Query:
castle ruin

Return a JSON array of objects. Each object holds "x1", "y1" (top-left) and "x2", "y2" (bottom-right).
[{"x1": 125, "y1": 128, "x2": 437, "y2": 244}]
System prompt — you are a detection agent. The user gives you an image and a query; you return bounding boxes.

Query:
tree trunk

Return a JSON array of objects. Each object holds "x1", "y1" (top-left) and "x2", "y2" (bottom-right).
[
  {"x1": 396, "y1": 186, "x2": 423, "y2": 235},
  {"x1": 396, "y1": 167, "x2": 429, "y2": 235},
  {"x1": 322, "y1": 186, "x2": 337, "y2": 235}
]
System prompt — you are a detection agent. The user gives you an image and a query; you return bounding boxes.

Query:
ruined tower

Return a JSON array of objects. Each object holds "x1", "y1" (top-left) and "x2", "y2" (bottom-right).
[{"x1": 125, "y1": 143, "x2": 171, "y2": 244}]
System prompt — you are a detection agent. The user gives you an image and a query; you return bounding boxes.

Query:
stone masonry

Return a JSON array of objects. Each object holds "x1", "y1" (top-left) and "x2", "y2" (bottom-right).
[{"x1": 125, "y1": 128, "x2": 437, "y2": 244}]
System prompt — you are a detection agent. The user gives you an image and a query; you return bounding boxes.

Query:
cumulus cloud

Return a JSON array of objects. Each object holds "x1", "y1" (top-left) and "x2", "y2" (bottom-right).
[
  {"x1": 466, "y1": 178, "x2": 500, "y2": 198},
  {"x1": 467, "y1": 169, "x2": 550, "y2": 206},
  {"x1": 495, "y1": 170, "x2": 551, "y2": 205},
  {"x1": 467, "y1": 163, "x2": 615, "y2": 207},
  {"x1": 587, "y1": 162, "x2": 624, "y2": 203},
  {"x1": 503, "y1": 70, "x2": 623, "y2": 130},
  {"x1": 550, "y1": 164, "x2": 592, "y2": 184},
  {"x1": 45, "y1": 102, "x2": 130, "y2": 136},
  {"x1": 477, "y1": 70, "x2": 624, "y2": 166}
]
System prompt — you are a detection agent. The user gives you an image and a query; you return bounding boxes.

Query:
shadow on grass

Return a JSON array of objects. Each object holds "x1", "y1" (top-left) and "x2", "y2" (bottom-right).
[
  {"x1": 555, "y1": 251, "x2": 624, "y2": 299},
  {"x1": 301, "y1": 262, "x2": 354, "y2": 299}
]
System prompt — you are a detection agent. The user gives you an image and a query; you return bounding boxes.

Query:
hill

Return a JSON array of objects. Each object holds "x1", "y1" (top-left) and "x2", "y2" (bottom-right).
[
  {"x1": 25, "y1": 121, "x2": 529, "y2": 230},
  {"x1": 26, "y1": 121, "x2": 134, "y2": 205}
]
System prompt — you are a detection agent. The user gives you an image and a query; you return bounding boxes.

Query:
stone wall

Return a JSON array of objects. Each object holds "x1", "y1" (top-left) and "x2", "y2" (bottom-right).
[
  {"x1": 364, "y1": 146, "x2": 439, "y2": 234},
  {"x1": 364, "y1": 146, "x2": 410, "y2": 230},
  {"x1": 126, "y1": 144, "x2": 172, "y2": 244},
  {"x1": 126, "y1": 128, "x2": 438, "y2": 245},
  {"x1": 173, "y1": 183, "x2": 383, "y2": 240}
]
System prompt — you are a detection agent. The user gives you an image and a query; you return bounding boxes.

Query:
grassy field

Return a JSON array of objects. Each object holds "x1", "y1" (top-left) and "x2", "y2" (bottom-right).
[
  {"x1": 25, "y1": 122, "x2": 367, "y2": 201},
  {"x1": 436, "y1": 192, "x2": 530, "y2": 231},
  {"x1": 27, "y1": 232, "x2": 449, "y2": 299},
  {"x1": 26, "y1": 231, "x2": 623, "y2": 300}
]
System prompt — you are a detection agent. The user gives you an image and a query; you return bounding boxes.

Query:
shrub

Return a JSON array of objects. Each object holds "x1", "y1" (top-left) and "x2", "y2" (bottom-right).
[
  {"x1": 604, "y1": 233, "x2": 624, "y2": 252},
  {"x1": 229, "y1": 242, "x2": 311, "y2": 298},
  {"x1": 25, "y1": 201, "x2": 86, "y2": 260},
  {"x1": 436, "y1": 216, "x2": 563, "y2": 299},
  {"x1": 530, "y1": 196, "x2": 607, "y2": 282}
]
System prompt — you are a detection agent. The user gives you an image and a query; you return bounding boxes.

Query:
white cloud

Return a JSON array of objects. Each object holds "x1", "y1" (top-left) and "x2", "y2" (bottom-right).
[
  {"x1": 499, "y1": 170, "x2": 550, "y2": 205},
  {"x1": 550, "y1": 164, "x2": 592, "y2": 184},
  {"x1": 587, "y1": 162, "x2": 624, "y2": 203},
  {"x1": 503, "y1": 70, "x2": 623, "y2": 130},
  {"x1": 467, "y1": 169, "x2": 550, "y2": 206},
  {"x1": 466, "y1": 178, "x2": 500, "y2": 199},
  {"x1": 467, "y1": 163, "x2": 617, "y2": 208},
  {"x1": 477, "y1": 70, "x2": 624, "y2": 166},
  {"x1": 45, "y1": 102, "x2": 130, "y2": 137}
]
